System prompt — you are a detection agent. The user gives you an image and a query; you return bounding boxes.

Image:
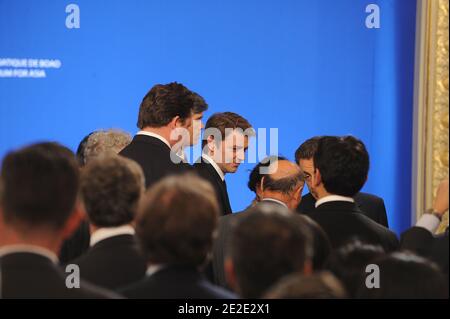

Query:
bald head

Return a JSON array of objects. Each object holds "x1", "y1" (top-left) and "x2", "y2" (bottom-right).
[
  {"x1": 253, "y1": 159, "x2": 303, "y2": 210},
  {"x1": 267, "y1": 160, "x2": 302, "y2": 179}
]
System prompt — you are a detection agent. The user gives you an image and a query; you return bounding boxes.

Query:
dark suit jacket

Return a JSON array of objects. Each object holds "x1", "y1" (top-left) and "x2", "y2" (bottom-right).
[
  {"x1": 119, "y1": 135, "x2": 191, "y2": 188},
  {"x1": 72, "y1": 234, "x2": 147, "y2": 291},
  {"x1": 59, "y1": 219, "x2": 90, "y2": 265},
  {"x1": 310, "y1": 201, "x2": 398, "y2": 252},
  {"x1": 297, "y1": 192, "x2": 389, "y2": 228},
  {"x1": 211, "y1": 200, "x2": 286, "y2": 288},
  {"x1": 401, "y1": 227, "x2": 449, "y2": 275},
  {"x1": 194, "y1": 158, "x2": 232, "y2": 215},
  {"x1": 121, "y1": 265, "x2": 236, "y2": 299},
  {"x1": 0, "y1": 252, "x2": 119, "y2": 299}
]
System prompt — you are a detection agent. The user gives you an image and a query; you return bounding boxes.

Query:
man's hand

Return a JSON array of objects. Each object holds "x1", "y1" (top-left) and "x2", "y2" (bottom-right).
[{"x1": 433, "y1": 179, "x2": 449, "y2": 216}]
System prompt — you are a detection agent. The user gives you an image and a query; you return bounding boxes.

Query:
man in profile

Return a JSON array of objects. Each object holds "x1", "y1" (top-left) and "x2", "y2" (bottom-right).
[{"x1": 120, "y1": 82, "x2": 208, "y2": 188}]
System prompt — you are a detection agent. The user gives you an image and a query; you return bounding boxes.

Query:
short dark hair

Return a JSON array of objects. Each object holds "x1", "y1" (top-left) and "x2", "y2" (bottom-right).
[
  {"x1": 295, "y1": 136, "x2": 322, "y2": 162},
  {"x1": 314, "y1": 136, "x2": 369, "y2": 197},
  {"x1": 326, "y1": 240, "x2": 385, "y2": 297},
  {"x1": 230, "y1": 203, "x2": 313, "y2": 298},
  {"x1": 264, "y1": 271, "x2": 347, "y2": 299},
  {"x1": 136, "y1": 174, "x2": 219, "y2": 267},
  {"x1": 0, "y1": 142, "x2": 79, "y2": 229},
  {"x1": 247, "y1": 156, "x2": 287, "y2": 192},
  {"x1": 356, "y1": 252, "x2": 449, "y2": 299},
  {"x1": 81, "y1": 155, "x2": 145, "y2": 227},
  {"x1": 202, "y1": 112, "x2": 254, "y2": 149},
  {"x1": 137, "y1": 82, "x2": 208, "y2": 129},
  {"x1": 297, "y1": 215, "x2": 332, "y2": 271}
]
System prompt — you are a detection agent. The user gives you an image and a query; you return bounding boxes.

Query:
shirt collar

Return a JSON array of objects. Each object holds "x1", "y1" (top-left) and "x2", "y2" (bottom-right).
[
  {"x1": 137, "y1": 130, "x2": 171, "y2": 150},
  {"x1": 201, "y1": 154, "x2": 225, "y2": 181},
  {"x1": 90, "y1": 225, "x2": 135, "y2": 247},
  {"x1": 146, "y1": 264, "x2": 166, "y2": 277},
  {"x1": 261, "y1": 198, "x2": 288, "y2": 208},
  {"x1": 0, "y1": 244, "x2": 58, "y2": 264},
  {"x1": 315, "y1": 195, "x2": 355, "y2": 208}
]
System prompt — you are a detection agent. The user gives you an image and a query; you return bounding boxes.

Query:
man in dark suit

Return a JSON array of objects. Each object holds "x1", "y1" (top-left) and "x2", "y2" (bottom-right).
[
  {"x1": 120, "y1": 82, "x2": 208, "y2": 188},
  {"x1": 121, "y1": 174, "x2": 236, "y2": 299},
  {"x1": 295, "y1": 136, "x2": 389, "y2": 227},
  {"x1": 212, "y1": 157, "x2": 305, "y2": 287},
  {"x1": 194, "y1": 112, "x2": 254, "y2": 215},
  {"x1": 60, "y1": 129, "x2": 133, "y2": 264},
  {"x1": 401, "y1": 179, "x2": 449, "y2": 275},
  {"x1": 0, "y1": 143, "x2": 117, "y2": 298},
  {"x1": 71, "y1": 155, "x2": 147, "y2": 290},
  {"x1": 224, "y1": 203, "x2": 314, "y2": 298},
  {"x1": 306, "y1": 136, "x2": 398, "y2": 252}
]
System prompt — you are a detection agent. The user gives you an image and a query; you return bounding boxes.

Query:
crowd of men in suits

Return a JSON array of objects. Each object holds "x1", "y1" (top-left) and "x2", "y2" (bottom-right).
[{"x1": 0, "y1": 82, "x2": 448, "y2": 299}]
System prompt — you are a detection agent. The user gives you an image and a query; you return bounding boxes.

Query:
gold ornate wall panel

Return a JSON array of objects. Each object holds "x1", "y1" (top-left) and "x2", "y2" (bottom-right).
[{"x1": 413, "y1": 0, "x2": 449, "y2": 232}]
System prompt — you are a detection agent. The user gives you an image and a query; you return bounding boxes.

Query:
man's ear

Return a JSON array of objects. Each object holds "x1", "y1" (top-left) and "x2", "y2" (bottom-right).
[
  {"x1": 259, "y1": 176, "x2": 266, "y2": 193},
  {"x1": 207, "y1": 135, "x2": 216, "y2": 153},
  {"x1": 170, "y1": 116, "x2": 185, "y2": 128},
  {"x1": 294, "y1": 183, "x2": 304, "y2": 200},
  {"x1": 255, "y1": 182, "x2": 263, "y2": 200},
  {"x1": 61, "y1": 200, "x2": 85, "y2": 240},
  {"x1": 224, "y1": 258, "x2": 238, "y2": 294},
  {"x1": 174, "y1": 115, "x2": 190, "y2": 128}
]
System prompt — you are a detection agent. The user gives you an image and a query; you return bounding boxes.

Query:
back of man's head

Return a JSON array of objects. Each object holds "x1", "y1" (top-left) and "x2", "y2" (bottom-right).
[
  {"x1": 356, "y1": 252, "x2": 448, "y2": 299},
  {"x1": 137, "y1": 82, "x2": 208, "y2": 129},
  {"x1": 136, "y1": 174, "x2": 219, "y2": 268},
  {"x1": 314, "y1": 136, "x2": 369, "y2": 197},
  {"x1": 264, "y1": 271, "x2": 347, "y2": 299},
  {"x1": 81, "y1": 155, "x2": 145, "y2": 228},
  {"x1": 83, "y1": 129, "x2": 132, "y2": 164},
  {"x1": 326, "y1": 240, "x2": 385, "y2": 297},
  {"x1": 0, "y1": 142, "x2": 79, "y2": 230},
  {"x1": 228, "y1": 203, "x2": 313, "y2": 298}
]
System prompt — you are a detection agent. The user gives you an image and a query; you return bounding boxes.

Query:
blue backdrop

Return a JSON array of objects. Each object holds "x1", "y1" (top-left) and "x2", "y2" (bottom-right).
[{"x1": 0, "y1": 0, "x2": 417, "y2": 234}]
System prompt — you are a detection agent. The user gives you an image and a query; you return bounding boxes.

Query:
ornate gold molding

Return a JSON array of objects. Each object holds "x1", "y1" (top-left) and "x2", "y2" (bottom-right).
[{"x1": 413, "y1": 0, "x2": 449, "y2": 233}]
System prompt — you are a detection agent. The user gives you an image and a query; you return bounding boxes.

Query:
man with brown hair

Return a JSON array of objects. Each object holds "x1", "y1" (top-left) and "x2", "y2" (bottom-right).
[
  {"x1": 194, "y1": 112, "x2": 254, "y2": 215},
  {"x1": 0, "y1": 143, "x2": 117, "y2": 298},
  {"x1": 71, "y1": 155, "x2": 147, "y2": 291},
  {"x1": 121, "y1": 174, "x2": 235, "y2": 299},
  {"x1": 120, "y1": 82, "x2": 208, "y2": 188}
]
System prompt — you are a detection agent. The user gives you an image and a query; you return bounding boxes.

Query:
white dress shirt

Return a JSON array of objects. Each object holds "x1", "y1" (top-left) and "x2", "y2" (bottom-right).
[
  {"x1": 90, "y1": 225, "x2": 135, "y2": 247},
  {"x1": 137, "y1": 130, "x2": 171, "y2": 149},
  {"x1": 315, "y1": 195, "x2": 355, "y2": 208},
  {"x1": 201, "y1": 154, "x2": 225, "y2": 181},
  {"x1": 415, "y1": 214, "x2": 443, "y2": 233},
  {"x1": 146, "y1": 264, "x2": 166, "y2": 277}
]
